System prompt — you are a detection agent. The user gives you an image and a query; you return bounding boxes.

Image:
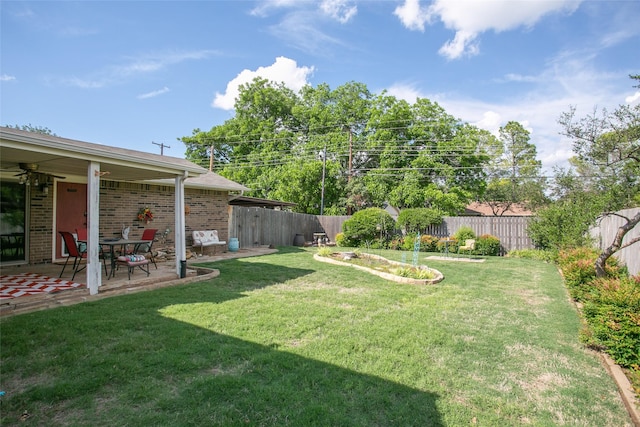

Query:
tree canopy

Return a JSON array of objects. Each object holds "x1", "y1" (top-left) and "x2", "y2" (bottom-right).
[{"x1": 182, "y1": 79, "x2": 512, "y2": 215}]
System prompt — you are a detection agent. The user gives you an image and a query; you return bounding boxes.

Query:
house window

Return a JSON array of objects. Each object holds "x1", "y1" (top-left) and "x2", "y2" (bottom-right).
[{"x1": 0, "y1": 181, "x2": 26, "y2": 263}]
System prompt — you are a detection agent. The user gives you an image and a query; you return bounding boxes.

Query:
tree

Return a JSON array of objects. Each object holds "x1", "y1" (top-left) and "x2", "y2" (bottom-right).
[
  {"x1": 5, "y1": 124, "x2": 56, "y2": 136},
  {"x1": 182, "y1": 79, "x2": 494, "y2": 215},
  {"x1": 558, "y1": 88, "x2": 640, "y2": 276},
  {"x1": 482, "y1": 121, "x2": 546, "y2": 215}
]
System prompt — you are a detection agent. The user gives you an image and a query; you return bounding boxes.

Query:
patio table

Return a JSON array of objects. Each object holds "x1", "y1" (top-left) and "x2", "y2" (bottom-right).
[{"x1": 79, "y1": 238, "x2": 152, "y2": 279}]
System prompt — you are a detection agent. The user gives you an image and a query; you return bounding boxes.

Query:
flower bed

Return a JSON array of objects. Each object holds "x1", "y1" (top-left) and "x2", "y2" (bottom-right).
[{"x1": 314, "y1": 252, "x2": 443, "y2": 285}]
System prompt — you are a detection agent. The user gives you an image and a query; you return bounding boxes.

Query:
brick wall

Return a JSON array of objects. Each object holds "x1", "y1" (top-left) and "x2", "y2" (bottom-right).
[
  {"x1": 28, "y1": 190, "x2": 54, "y2": 264},
  {"x1": 27, "y1": 180, "x2": 229, "y2": 264}
]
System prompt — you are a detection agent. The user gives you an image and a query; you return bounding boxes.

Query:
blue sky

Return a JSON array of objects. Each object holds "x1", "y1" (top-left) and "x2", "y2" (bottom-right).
[{"x1": 2, "y1": 0, "x2": 639, "y2": 173}]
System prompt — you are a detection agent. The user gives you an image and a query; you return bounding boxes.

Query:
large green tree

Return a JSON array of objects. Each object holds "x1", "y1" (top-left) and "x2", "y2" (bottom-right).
[
  {"x1": 182, "y1": 79, "x2": 496, "y2": 215},
  {"x1": 482, "y1": 121, "x2": 546, "y2": 215}
]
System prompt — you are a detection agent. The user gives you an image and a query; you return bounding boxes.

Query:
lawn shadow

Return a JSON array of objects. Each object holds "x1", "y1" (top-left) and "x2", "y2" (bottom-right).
[{"x1": 0, "y1": 248, "x2": 443, "y2": 425}]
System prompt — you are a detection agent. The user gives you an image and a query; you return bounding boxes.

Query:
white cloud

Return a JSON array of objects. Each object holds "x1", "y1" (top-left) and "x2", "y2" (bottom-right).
[
  {"x1": 137, "y1": 86, "x2": 170, "y2": 100},
  {"x1": 63, "y1": 50, "x2": 217, "y2": 89},
  {"x1": 1, "y1": 74, "x2": 16, "y2": 82},
  {"x1": 385, "y1": 83, "x2": 421, "y2": 104},
  {"x1": 268, "y1": 11, "x2": 346, "y2": 55},
  {"x1": 473, "y1": 111, "x2": 502, "y2": 136},
  {"x1": 212, "y1": 57, "x2": 314, "y2": 111},
  {"x1": 386, "y1": 49, "x2": 632, "y2": 173},
  {"x1": 320, "y1": 0, "x2": 357, "y2": 23},
  {"x1": 394, "y1": 0, "x2": 582, "y2": 59},
  {"x1": 625, "y1": 91, "x2": 640, "y2": 104},
  {"x1": 393, "y1": 0, "x2": 431, "y2": 31}
]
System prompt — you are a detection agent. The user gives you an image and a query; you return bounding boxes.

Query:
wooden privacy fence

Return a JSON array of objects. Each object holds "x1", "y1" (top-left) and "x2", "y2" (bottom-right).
[
  {"x1": 229, "y1": 207, "x2": 534, "y2": 254},
  {"x1": 590, "y1": 207, "x2": 640, "y2": 276}
]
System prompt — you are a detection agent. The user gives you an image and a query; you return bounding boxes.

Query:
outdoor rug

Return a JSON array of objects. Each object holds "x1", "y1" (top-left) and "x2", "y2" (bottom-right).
[{"x1": 0, "y1": 273, "x2": 85, "y2": 300}]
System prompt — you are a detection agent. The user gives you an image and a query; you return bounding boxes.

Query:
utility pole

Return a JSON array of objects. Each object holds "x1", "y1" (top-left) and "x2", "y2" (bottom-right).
[
  {"x1": 320, "y1": 145, "x2": 327, "y2": 216},
  {"x1": 209, "y1": 143, "x2": 214, "y2": 172},
  {"x1": 152, "y1": 141, "x2": 170, "y2": 155},
  {"x1": 348, "y1": 127, "x2": 353, "y2": 182}
]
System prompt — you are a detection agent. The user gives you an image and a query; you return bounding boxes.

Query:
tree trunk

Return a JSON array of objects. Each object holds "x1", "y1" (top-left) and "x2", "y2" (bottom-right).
[{"x1": 595, "y1": 211, "x2": 640, "y2": 277}]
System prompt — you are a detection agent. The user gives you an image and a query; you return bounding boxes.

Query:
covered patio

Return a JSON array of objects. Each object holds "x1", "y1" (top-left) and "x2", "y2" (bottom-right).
[
  {"x1": 0, "y1": 127, "x2": 210, "y2": 295},
  {"x1": 0, "y1": 245, "x2": 277, "y2": 316}
]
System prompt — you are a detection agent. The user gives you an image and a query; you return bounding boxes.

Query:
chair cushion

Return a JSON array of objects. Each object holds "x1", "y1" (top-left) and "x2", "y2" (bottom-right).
[
  {"x1": 192, "y1": 230, "x2": 226, "y2": 245},
  {"x1": 118, "y1": 255, "x2": 146, "y2": 263}
]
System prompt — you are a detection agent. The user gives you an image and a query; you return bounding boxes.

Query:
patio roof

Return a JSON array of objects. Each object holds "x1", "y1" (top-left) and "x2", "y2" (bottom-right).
[
  {"x1": 0, "y1": 127, "x2": 208, "y2": 181},
  {"x1": 149, "y1": 171, "x2": 251, "y2": 192}
]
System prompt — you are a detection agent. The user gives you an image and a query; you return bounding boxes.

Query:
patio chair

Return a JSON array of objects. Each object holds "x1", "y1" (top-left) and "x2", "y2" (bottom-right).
[
  {"x1": 59, "y1": 231, "x2": 87, "y2": 281},
  {"x1": 458, "y1": 239, "x2": 476, "y2": 258},
  {"x1": 133, "y1": 228, "x2": 158, "y2": 269},
  {"x1": 75, "y1": 228, "x2": 111, "y2": 276}
]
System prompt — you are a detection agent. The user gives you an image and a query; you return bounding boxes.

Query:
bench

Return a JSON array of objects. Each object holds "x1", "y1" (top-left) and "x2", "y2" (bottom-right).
[
  {"x1": 192, "y1": 230, "x2": 227, "y2": 255},
  {"x1": 116, "y1": 255, "x2": 150, "y2": 280}
]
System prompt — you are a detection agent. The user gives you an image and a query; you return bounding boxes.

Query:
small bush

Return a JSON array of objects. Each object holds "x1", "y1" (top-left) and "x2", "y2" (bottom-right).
[
  {"x1": 316, "y1": 247, "x2": 332, "y2": 257},
  {"x1": 474, "y1": 234, "x2": 501, "y2": 256},
  {"x1": 453, "y1": 226, "x2": 475, "y2": 242},
  {"x1": 341, "y1": 208, "x2": 396, "y2": 248},
  {"x1": 581, "y1": 300, "x2": 640, "y2": 369},
  {"x1": 420, "y1": 235, "x2": 439, "y2": 252},
  {"x1": 436, "y1": 237, "x2": 458, "y2": 253},
  {"x1": 389, "y1": 238, "x2": 403, "y2": 251},
  {"x1": 397, "y1": 208, "x2": 443, "y2": 234},
  {"x1": 558, "y1": 247, "x2": 640, "y2": 377}
]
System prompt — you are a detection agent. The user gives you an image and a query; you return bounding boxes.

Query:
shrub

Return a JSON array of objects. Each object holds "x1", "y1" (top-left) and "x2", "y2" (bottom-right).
[
  {"x1": 335, "y1": 232, "x2": 354, "y2": 247},
  {"x1": 562, "y1": 259, "x2": 597, "y2": 301},
  {"x1": 316, "y1": 246, "x2": 332, "y2": 257},
  {"x1": 436, "y1": 237, "x2": 458, "y2": 253},
  {"x1": 396, "y1": 208, "x2": 443, "y2": 234},
  {"x1": 389, "y1": 238, "x2": 403, "y2": 251},
  {"x1": 557, "y1": 247, "x2": 640, "y2": 388},
  {"x1": 453, "y1": 226, "x2": 475, "y2": 242},
  {"x1": 341, "y1": 208, "x2": 396, "y2": 248},
  {"x1": 474, "y1": 234, "x2": 501, "y2": 256},
  {"x1": 582, "y1": 300, "x2": 640, "y2": 369},
  {"x1": 420, "y1": 235, "x2": 439, "y2": 252}
]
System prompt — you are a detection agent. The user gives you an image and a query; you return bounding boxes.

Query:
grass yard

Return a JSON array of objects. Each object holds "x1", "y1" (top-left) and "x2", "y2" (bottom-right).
[{"x1": 0, "y1": 247, "x2": 633, "y2": 426}]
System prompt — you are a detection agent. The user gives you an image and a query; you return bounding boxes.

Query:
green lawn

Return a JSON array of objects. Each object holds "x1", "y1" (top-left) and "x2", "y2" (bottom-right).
[{"x1": 0, "y1": 247, "x2": 633, "y2": 426}]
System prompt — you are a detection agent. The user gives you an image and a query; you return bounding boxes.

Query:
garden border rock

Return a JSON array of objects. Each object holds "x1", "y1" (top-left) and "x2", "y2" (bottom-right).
[{"x1": 314, "y1": 252, "x2": 444, "y2": 285}]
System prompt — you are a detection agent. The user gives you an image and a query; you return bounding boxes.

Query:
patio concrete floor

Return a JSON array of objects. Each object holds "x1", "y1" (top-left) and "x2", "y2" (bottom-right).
[{"x1": 0, "y1": 246, "x2": 278, "y2": 317}]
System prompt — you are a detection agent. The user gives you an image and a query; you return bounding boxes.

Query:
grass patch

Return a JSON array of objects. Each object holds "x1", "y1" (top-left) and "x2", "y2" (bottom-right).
[{"x1": 0, "y1": 247, "x2": 632, "y2": 426}]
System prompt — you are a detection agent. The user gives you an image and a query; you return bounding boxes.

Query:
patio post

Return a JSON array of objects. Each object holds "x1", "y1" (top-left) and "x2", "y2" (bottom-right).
[
  {"x1": 86, "y1": 161, "x2": 102, "y2": 294},
  {"x1": 175, "y1": 172, "x2": 187, "y2": 278}
]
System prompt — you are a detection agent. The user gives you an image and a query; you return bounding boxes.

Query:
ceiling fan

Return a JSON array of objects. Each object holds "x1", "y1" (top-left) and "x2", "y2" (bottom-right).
[{"x1": 14, "y1": 163, "x2": 66, "y2": 186}]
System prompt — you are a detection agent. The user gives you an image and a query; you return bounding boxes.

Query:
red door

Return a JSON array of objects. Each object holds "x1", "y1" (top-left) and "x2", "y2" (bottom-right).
[{"x1": 56, "y1": 182, "x2": 87, "y2": 259}]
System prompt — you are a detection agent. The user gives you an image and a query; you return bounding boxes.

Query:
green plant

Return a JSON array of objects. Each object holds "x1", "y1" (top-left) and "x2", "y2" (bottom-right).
[
  {"x1": 316, "y1": 247, "x2": 332, "y2": 257},
  {"x1": 341, "y1": 208, "x2": 396, "y2": 248},
  {"x1": 436, "y1": 237, "x2": 458, "y2": 253},
  {"x1": 474, "y1": 234, "x2": 501, "y2": 256},
  {"x1": 420, "y1": 235, "x2": 439, "y2": 252},
  {"x1": 396, "y1": 208, "x2": 443, "y2": 234},
  {"x1": 453, "y1": 226, "x2": 475, "y2": 242}
]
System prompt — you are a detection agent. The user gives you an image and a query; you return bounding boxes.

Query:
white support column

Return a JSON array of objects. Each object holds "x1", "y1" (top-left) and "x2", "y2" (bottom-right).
[
  {"x1": 86, "y1": 162, "x2": 102, "y2": 294},
  {"x1": 175, "y1": 173, "x2": 187, "y2": 278}
]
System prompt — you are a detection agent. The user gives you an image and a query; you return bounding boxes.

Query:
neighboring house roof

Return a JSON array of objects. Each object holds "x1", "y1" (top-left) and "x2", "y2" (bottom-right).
[
  {"x1": 465, "y1": 202, "x2": 533, "y2": 216},
  {"x1": 228, "y1": 195, "x2": 296, "y2": 209},
  {"x1": 0, "y1": 126, "x2": 208, "y2": 181}
]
